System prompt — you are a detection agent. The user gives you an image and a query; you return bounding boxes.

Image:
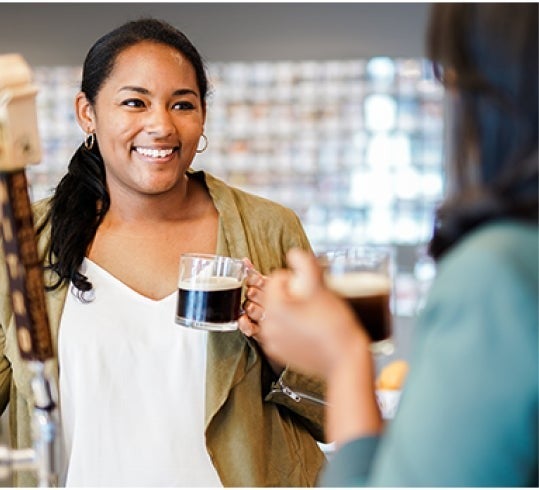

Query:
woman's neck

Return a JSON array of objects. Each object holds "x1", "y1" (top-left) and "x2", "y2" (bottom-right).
[{"x1": 104, "y1": 173, "x2": 203, "y2": 225}]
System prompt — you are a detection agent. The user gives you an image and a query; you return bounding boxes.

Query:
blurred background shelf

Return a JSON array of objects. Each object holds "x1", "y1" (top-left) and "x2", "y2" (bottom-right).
[
  {"x1": 172, "y1": 56, "x2": 444, "y2": 252},
  {"x1": 27, "y1": 55, "x2": 443, "y2": 321}
]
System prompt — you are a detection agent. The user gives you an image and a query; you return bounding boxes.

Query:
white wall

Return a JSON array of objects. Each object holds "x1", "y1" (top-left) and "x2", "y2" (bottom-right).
[{"x1": 0, "y1": 2, "x2": 429, "y2": 66}]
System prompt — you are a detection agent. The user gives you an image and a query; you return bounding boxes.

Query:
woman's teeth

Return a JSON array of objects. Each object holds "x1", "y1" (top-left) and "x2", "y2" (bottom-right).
[{"x1": 135, "y1": 147, "x2": 175, "y2": 158}]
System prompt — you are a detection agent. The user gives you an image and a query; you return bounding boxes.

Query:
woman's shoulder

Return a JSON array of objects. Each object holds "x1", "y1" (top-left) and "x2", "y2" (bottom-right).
[
  {"x1": 470, "y1": 220, "x2": 537, "y2": 248},
  {"x1": 438, "y1": 220, "x2": 537, "y2": 280},
  {"x1": 31, "y1": 197, "x2": 53, "y2": 254},
  {"x1": 231, "y1": 186, "x2": 297, "y2": 218},
  {"x1": 428, "y1": 220, "x2": 538, "y2": 329},
  {"x1": 200, "y1": 170, "x2": 301, "y2": 222},
  {"x1": 31, "y1": 196, "x2": 53, "y2": 221}
]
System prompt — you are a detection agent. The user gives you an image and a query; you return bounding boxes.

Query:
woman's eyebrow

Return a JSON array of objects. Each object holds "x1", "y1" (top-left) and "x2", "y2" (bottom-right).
[{"x1": 118, "y1": 86, "x2": 198, "y2": 97}]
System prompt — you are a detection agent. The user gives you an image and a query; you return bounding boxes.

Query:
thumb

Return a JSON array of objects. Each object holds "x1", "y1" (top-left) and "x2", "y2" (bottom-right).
[{"x1": 286, "y1": 248, "x2": 324, "y2": 299}]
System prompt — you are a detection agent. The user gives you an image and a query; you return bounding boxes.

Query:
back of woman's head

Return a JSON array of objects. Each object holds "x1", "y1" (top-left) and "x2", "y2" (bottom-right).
[
  {"x1": 41, "y1": 19, "x2": 208, "y2": 293},
  {"x1": 426, "y1": 4, "x2": 538, "y2": 259}
]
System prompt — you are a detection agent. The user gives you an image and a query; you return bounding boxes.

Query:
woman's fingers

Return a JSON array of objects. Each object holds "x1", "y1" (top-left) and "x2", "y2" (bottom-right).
[
  {"x1": 241, "y1": 258, "x2": 267, "y2": 325},
  {"x1": 246, "y1": 266, "x2": 265, "y2": 288},
  {"x1": 243, "y1": 297, "x2": 266, "y2": 323},
  {"x1": 238, "y1": 314, "x2": 259, "y2": 338}
]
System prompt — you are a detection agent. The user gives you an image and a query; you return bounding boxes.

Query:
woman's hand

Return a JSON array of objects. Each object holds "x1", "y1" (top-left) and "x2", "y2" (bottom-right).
[
  {"x1": 238, "y1": 258, "x2": 266, "y2": 336},
  {"x1": 257, "y1": 248, "x2": 368, "y2": 378},
  {"x1": 259, "y1": 248, "x2": 383, "y2": 444},
  {"x1": 238, "y1": 259, "x2": 285, "y2": 375}
]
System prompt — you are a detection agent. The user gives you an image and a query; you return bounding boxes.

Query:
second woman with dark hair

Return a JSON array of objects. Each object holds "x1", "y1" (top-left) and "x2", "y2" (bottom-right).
[
  {"x1": 258, "y1": 3, "x2": 538, "y2": 487},
  {"x1": 0, "y1": 18, "x2": 326, "y2": 487}
]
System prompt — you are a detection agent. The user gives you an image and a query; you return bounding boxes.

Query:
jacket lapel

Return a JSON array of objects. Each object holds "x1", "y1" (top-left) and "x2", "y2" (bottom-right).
[
  {"x1": 195, "y1": 171, "x2": 252, "y2": 261},
  {"x1": 44, "y1": 280, "x2": 67, "y2": 376},
  {"x1": 204, "y1": 331, "x2": 258, "y2": 428},
  {"x1": 198, "y1": 170, "x2": 259, "y2": 428}
]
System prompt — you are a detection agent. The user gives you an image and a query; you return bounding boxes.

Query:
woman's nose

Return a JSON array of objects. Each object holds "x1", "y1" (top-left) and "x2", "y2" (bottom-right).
[{"x1": 145, "y1": 107, "x2": 175, "y2": 137}]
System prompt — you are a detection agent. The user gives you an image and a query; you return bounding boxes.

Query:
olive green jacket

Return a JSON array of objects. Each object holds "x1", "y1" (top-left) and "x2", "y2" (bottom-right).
[{"x1": 0, "y1": 170, "x2": 326, "y2": 486}]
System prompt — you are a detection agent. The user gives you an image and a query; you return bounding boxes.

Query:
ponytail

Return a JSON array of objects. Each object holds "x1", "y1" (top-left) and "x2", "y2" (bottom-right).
[{"x1": 39, "y1": 143, "x2": 109, "y2": 292}]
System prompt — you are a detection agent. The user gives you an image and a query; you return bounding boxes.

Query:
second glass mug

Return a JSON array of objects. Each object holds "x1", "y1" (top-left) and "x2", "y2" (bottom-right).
[{"x1": 317, "y1": 246, "x2": 395, "y2": 356}]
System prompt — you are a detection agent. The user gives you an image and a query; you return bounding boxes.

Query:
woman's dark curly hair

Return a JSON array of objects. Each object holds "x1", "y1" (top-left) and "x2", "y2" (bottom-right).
[
  {"x1": 426, "y1": 4, "x2": 538, "y2": 260},
  {"x1": 38, "y1": 18, "x2": 209, "y2": 293}
]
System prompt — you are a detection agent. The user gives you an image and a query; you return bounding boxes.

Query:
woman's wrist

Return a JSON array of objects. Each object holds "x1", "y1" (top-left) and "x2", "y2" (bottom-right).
[
  {"x1": 325, "y1": 322, "x2": 370, "y2": 377},
  {"x1": 325, "y1": 331, "x2": 382, "y2": 445}
]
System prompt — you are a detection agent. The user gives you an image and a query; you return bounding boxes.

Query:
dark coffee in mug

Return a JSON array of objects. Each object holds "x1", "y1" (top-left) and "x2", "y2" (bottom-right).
[
  {"x1": 325, "y1": 272, "x2": 392, "y2": 342},
  {"x1": 176, "y1": 276, "x2": 242, "y2": 326}
]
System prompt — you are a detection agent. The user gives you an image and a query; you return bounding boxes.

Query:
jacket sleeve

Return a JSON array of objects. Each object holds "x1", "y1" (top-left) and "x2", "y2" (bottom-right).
[
  {"x1": 265, "y1": 368, "x2": 326, "y2": 442},
  {"x1": 248, "y1": 202, "x2": 327, "y2": 441},
  {"x1": 0, "y1": 242, "x2": 13, "y2": 414},
  {"x1": 213, "y1": 177, "x2": 328, "y2": 442}
]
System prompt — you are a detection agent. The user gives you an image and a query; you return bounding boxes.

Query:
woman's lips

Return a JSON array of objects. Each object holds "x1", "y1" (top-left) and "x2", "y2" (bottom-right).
[{"x1": 133, "y1": 146, "x2": 178, "y2": 158}]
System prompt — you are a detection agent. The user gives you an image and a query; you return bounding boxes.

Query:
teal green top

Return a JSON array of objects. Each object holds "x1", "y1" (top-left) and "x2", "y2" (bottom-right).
[{"x1": 322, "y1": 220, "x2": 538, "y2": 487}]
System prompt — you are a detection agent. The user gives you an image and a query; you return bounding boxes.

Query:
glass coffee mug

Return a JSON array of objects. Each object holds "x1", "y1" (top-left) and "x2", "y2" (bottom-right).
[
  {"x1": 317, "y1": 246, "x2": 395, "y2": 356},
  {"x1": 175, "y1": 253, "x2": 246, "y2": 332}
]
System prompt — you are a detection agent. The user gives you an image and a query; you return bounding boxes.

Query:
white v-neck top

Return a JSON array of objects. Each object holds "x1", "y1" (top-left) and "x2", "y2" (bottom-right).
[{"x1": 58, "y1": 258, "x2": 222, "y2": 487}]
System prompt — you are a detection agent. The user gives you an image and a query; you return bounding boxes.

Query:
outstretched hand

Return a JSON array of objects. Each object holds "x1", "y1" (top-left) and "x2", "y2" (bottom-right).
[
  {"x1": 260, "y1": 249, "x2": 383, "y2": 444},
  {"x1": 257, "y1": 248, "x2": 369, "y2": 378}
]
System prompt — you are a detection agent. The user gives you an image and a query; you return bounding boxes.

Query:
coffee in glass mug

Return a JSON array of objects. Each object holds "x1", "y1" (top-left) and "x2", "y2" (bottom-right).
[
  {"x1": 324, "y1": 270, "x2": 392, "y2": 342},
  {"x1": 318, "y1": 246, "x2": 394, "y2": 355},
  {"x1": 176, "y1": 254, "x2": 246, "y2": 331}
]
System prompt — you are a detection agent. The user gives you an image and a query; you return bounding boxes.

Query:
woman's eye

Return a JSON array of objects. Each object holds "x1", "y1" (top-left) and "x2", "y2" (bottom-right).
[
  {"x1": 173, "y1": 101, "x2": 195, "y2": 110},
  {"x1": 122, "y1": 99, "x2": 145, "y2": 108}
]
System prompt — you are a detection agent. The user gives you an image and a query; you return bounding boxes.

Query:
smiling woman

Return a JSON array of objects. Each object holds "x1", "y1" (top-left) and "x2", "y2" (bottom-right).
[
  {"x1": 0, "y1": 18, "x2": 326, "y2": 487},
  {"x1": 77, "y1": 41, "x2": 205, "y2": 213},
  {"x1": 78, "y1": 41, "x2": 211, "y2": 301}
]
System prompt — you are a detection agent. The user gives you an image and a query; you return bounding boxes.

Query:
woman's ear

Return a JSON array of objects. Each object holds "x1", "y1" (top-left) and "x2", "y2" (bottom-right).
[{"x1": 75, "y1": 91, "x2": 95, "y2": 133}]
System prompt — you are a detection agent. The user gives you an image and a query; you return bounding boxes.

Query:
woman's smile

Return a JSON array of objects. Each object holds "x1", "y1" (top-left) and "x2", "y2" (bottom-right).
[{"x1": 132, "y1": 145, "x2": 180, "y2": 162}]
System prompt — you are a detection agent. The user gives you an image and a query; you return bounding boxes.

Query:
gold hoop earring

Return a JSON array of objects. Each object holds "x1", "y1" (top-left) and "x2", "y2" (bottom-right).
[
  {"x1": 196, "y1": 133, "x2": 208, "y2": 153},
  {"x1": 84, "y1": 132, "x2": 95, "y2": 150}
]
